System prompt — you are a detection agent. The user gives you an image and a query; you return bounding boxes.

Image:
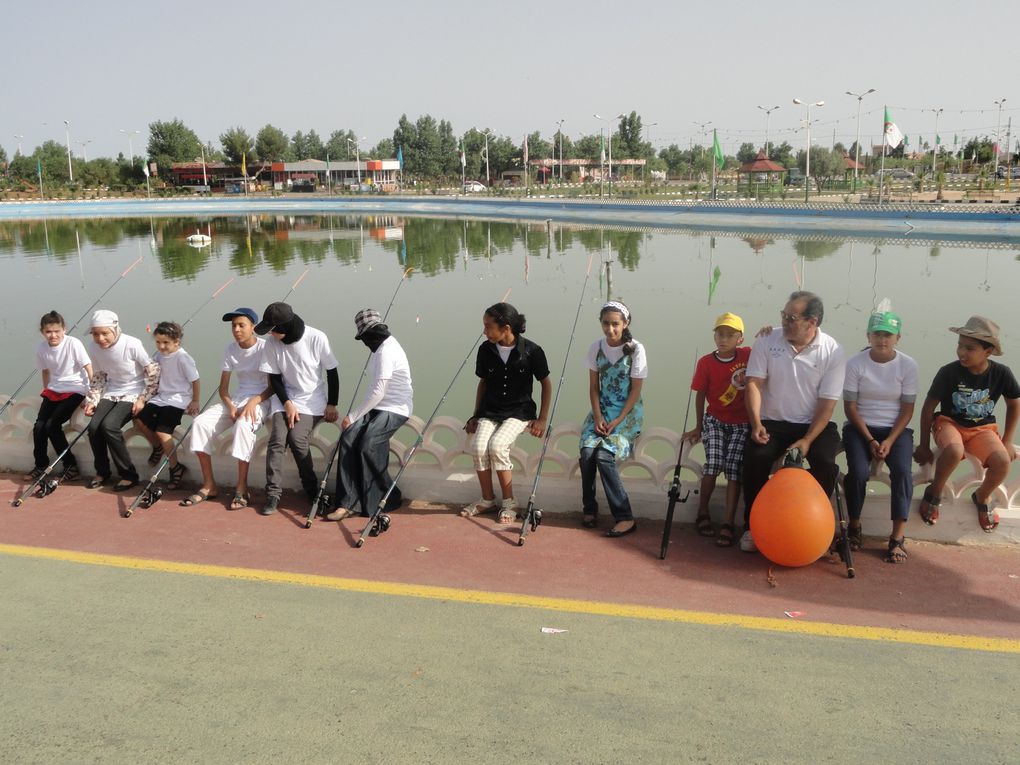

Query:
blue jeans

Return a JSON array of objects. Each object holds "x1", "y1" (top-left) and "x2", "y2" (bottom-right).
[
  {"x1": 579, "y1": 446, "x2": 633, "y2": 522},
  {"x1": 842, "y1": 424, "x2": 914, "y2": 521}
]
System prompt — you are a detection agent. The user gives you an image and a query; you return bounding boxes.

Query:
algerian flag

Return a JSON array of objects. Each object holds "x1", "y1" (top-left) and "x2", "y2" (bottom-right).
[
  {"x1": 396, "y1": 145, "x2": 403, "y2": 170},
  {"x1": 241, "y1": 152, "x2": 247, "y2": 177},
  {"x1": 883, "y1": 107, "x2": 904, "y2": 149},
  {"x1": 599, "y1": 133, "x2": 605, "y2": 164},
  {"x1": 36, "y1": 158, "x2": 42, "y2": 177},
  {"x1": 523, "y1": 135, "x2": 529, "y2": 165},
  {"x1": 142, "y1": 160, "x2": 149, "y2": 178},
  {"x1": 459, "y1": 140, "x2": 466, "y2": 169},
  {"x1": 712, "y1": 129, "x2": 724, "y2": 170}
]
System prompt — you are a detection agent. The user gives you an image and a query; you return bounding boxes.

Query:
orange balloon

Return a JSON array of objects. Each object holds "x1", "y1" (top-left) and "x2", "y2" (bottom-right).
[{"x1": 750, "y1": 466, "x2": 835, "y2": 567}]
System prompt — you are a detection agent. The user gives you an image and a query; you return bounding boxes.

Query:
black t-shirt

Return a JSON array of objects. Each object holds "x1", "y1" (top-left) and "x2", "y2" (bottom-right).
[
  {"x1": 474, "y1": 336, "x2": 550, "y2": 421},
  {"x1": 927, "y1": 359, "x2": 1020, "y2": 426}
]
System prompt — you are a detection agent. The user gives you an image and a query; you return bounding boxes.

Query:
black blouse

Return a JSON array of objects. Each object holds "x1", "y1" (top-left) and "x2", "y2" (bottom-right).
[{"x1": 473, "y1": 337, "x2": 550, "y2": 421}]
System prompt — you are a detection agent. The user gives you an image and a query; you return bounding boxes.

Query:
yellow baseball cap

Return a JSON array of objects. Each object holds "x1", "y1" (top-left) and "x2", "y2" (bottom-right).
[{"x1": 714, "y1": 312, "x2": 744, "y2": 333}]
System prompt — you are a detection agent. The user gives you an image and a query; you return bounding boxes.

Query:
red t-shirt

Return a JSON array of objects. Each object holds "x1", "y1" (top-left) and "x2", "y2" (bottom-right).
[{"x1": 690, "y1": 347, "x2": 751, "y2": 424}]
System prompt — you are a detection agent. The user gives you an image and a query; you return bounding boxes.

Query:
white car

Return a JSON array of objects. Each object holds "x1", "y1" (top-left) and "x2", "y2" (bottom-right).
[{"x1": 463, "y1": 180, "x2": 486, "y2": 193}]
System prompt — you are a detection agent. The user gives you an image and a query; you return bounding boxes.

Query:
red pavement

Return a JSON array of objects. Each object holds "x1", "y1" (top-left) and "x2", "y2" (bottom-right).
[{"x1": 1, "y1": 473, "x2": 1018, "y2": 642}]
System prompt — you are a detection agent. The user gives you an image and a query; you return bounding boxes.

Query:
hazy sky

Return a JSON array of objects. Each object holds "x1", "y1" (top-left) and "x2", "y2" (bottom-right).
[{"x1": 6, "y1": 0, "x2": 1019, "y2": 161}]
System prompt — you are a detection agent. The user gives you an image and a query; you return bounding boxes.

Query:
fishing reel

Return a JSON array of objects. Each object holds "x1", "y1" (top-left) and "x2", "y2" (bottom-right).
[
  {"x1": 35, "y1": 479, "x2": 59, "y2": 498},
  {"x1": 528, "y1": 509, "x2": 543, "y2": 532},
  {"x1": 138, "y1": 487, "x2": 163, "y2": 509},
  {"x1": 368, "y1": 513, "x2": 391, "y2": 537}
]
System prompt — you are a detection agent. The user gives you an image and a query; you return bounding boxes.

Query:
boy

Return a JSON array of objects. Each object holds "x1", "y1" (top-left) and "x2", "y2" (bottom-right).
[
  {"x1": 682, "y1": 312, "x2": 751, "y2": 547},
  {"x1": 255, "y1": 302, "x2": 339, "y2": 516},
  {"x1": 914, "y1": 316, "x2": 1020, "y2": 532}
]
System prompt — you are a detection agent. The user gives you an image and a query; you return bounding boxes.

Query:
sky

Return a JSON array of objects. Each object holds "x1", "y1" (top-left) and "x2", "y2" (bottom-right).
[{"x1": 6, "y1": 0, "x2": 1020, "y2": 162}]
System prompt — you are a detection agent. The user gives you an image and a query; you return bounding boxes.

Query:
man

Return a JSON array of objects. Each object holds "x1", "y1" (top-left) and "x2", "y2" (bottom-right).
[
  {"x1": 255, "y1": 302, "x2": 339, "y2": 516},
  {"x1": 741, "y1": 291, "x2": 846, "y2": 552}
]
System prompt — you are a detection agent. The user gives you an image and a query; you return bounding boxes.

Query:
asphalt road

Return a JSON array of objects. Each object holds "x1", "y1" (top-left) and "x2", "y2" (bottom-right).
[{"x1": 1, "y1": 554, "x2": 1017, "y2": 765}]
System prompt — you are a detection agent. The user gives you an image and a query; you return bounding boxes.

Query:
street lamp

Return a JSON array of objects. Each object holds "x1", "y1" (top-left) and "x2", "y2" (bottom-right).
[
  {"x1": 994, "y1": 98, "x2": 1007, "y2": 174},
  {"x1": 120, "y1": 129, "x2": 140, "y2": 165},
  {"x1": 793, "y1": 98, "x2": 824, "y2": 201},
  {"x1": 13, "y1": 134, "x2": 23, "y2": 155},
  {"x1": 63, "y1": 120, "x2": 73, "y2": 182},
  {"x1": 693, "y1": 120, "x2": 712, "y2": 157},
  {"x1": 481, "y1": 129, "x2": 492, "y2": 187},
  {"x1": 347, "y1": 136, "x2": 366, "y2": 186},
  {"x1": 555, "y1": 119, "x2": 565, "y2": 182},
  {"x1": 929, "y1": 107, "x2": 944, "y2": 178},
  {"x1": 756, "y1": 105, "x2": 780, "y2": 159},
  {"x1": 846, "y1": 89, "x2": 875, "y2": 189},
  {"x1": 594, "y1": 112, "x2": 625, "y2": 198},
  {"x1": 77, "y1": 140, "x2": 92, "y2": 162}
]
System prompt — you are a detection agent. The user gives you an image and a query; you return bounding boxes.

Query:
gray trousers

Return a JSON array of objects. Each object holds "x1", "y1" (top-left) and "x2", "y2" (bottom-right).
[
  {"x1": 265, "y1": 411, "x2": 322, "y2": 500},
  {"x1": 333, "y1": 410, "x2": 407, "y2": 514}
]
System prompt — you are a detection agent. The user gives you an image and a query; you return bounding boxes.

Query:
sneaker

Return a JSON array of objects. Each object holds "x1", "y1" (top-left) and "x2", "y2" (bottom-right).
[
  {"x1": 23, "y1": 467, "x2": 45, "y2": 482},
  {"x1": 60, "y1": 464, "x2": 81, "y2": 482},
  {"x1": 258, "y1": 496, "x2": 280, "y2": 516},
  {"x1": 739, "y1": 529, "x2": 757, "y2": 553}
]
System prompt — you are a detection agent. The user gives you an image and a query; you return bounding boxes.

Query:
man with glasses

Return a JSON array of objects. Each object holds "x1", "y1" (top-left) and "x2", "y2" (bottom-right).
[{"x1": 740, "y1": 291, "x2": 846, "y2": 552}]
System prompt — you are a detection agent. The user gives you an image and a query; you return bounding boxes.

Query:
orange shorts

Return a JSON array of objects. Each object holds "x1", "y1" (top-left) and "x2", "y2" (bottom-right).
[{"x1": 932, "y1": 416, "x2": 1005, "y2": 465}]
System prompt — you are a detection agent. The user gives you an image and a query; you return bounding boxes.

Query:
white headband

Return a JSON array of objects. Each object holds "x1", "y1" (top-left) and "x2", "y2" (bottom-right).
[{"x1": 602, "y1": 301, "x2": 630, "y2": 321}]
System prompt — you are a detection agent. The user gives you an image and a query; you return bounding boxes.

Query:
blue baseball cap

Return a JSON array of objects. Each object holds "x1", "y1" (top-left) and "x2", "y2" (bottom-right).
[{"x1": 222, "y1": 307, "x2": 258, "y2": 324}]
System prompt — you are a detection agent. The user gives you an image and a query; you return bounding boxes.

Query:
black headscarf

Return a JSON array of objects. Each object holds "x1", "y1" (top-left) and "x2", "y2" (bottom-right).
[
  {"x1": 275, "y1": 314, "x2": 306, "y2": 344},
  {"x1": 359, "y1": 323, "x2": 391, "y2": 352}
]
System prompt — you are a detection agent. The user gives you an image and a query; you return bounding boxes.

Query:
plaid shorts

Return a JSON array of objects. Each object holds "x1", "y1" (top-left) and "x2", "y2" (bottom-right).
[{"x1": 702, "y1": 412, "x2": 750, "y2": 481}]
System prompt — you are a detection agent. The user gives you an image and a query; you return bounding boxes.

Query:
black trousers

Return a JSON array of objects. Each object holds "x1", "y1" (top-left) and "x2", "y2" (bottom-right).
[
  {"x1": 742, "y1": 420, "x2": 840, "y2": 528},
  {"x1": 334, "y1": 410, "x2": 407, "y2": 514},
  {"x1": 33, "y1": 394, "x2": 84, "y2": 469}
]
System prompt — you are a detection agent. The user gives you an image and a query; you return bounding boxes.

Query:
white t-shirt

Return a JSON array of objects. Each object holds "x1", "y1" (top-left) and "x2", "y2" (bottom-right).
[
  {"x1": 584, "y1": 338, "x2": 648, "y2": 378},
  {"x1": 843, "y1": 349, "x2": 918, "y2": 428},
  {"x1": 88, "y1": 333, "x2": 153, "y2": 398},
  {"x1": 261, "y1": 326, "x2": 338, "y2": 416},
  {"x1": 150, "y1": 348, "x2": 200, "y2": 408},
  {"x1": 747, "y1": 327, "x2": 845, "y2": 424},
  {"x1": 35, "y1": 335, "x2": 91, "y2": 394},
  {"x1": 349, "y1": 336, "x2": 414, "y2": 421},
  {"x1": 222, "y1": 337, "x2": 268, "y2": 399}
]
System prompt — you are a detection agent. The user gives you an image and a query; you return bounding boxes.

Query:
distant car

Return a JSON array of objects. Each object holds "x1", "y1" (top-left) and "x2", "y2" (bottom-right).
[
  {"x1": 784, "y1": 169, "x2": 805, "y2": 186},
  {"x1": 995, "y1": 166, "x2": 1020, "y2": 179},
  {"x1": 291, "y1": 179, "x2": 316, "y2": 192},
  {"x1": 877, "y1": 168, "x2": 915, "y2": 179},
  {"x1": 463, "y1": 180, "x2": 486, "y2": 193}
]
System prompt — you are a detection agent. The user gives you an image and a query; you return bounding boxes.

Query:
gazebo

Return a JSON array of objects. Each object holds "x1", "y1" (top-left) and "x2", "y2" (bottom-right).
[{"x1": 737, "y1": 150, "x2": 787, "y2": 192}]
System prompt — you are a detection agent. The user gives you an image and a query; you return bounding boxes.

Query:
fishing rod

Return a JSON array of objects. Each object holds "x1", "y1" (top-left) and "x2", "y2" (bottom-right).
[
  {"x1": 305, "y1": 266, "x2": 415, "y2": 528},
  {"x1": 280, "y1": 268, "x2": 309, "y2": 303},
  {"x1": 10, "y1": 405, "x2": 117, "y2": 507},
  {"x1": 0, "y1": 254, "x2": 144, "y2": 420},
  {"x1": 181, "y1": 277, "x2": 234, "y2": 329},
  {"x1": 354, "y1": 287, "x2": 513, "y2": 548},
  {"x1": 659, "y1": 353, "x2": 698, "y2": 560},
  {"x1": 517, "y1": 253, "x2": 595, "y2": 546}
]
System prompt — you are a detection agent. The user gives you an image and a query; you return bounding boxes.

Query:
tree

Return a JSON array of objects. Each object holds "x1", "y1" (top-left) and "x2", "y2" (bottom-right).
[
  {"x1": 147, "y1": 119, "x2": 202, "y2": 173},
  {"x1": 255, "y1": 124, "x2": 289, "y2": 162},
  {"x1": 326, "y1": 129, "x2": 356, "y2": 160},
  {"x1": 291, "y1": 130, "x2": 307, "y2": 160},
  {"x1": 220, "y1": 126, "x2": 255, "y2": 165},
  {"x1": 617, "y1": 112, "x2": 646, "y2": 158},
  {"x1": 798, "y1": 146, "x2": 845, "y2": 188},
  {"x1": 370, "y1": 137, "x2": 394, "y2": 159},
  {"x1": 736, "y1": 142, "x2": 758, "y2": 164},
  {"x1": 437, "y1": 119, "x2": 458, "y2": 177},
  {"x1": 305, "y1": 129, "x2": 325, "y2": 160},
  {"x1": 0, "y1": 145, "x2": 7, "y2": 167},
  {"x1": 768, "y1": 141, "x2": 795, "y2": 168}
]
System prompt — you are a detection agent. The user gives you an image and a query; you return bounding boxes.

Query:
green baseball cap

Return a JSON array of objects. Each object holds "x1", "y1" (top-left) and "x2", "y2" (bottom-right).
[{"x1": 868, "y1": 311, "x2": 902, "y2": 334}]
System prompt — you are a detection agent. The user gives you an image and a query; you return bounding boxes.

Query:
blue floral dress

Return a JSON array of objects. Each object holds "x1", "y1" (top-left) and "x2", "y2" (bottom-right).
[{"x1": 580, "y1": 347, "x2": 644, "y2": 459}]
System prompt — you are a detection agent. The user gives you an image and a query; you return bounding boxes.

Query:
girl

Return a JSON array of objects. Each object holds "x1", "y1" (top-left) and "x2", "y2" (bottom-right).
[
  {"x1": 186, "y1": 308, "x2": 272, "y2": 509},
  {"x1": 842, "y1": 310, "x2": 918, "y2": 563},
  {"x1": 27, "y1": 311, "x2": 93, "y2": 483},
  {"x1": 134, "y1": 321, "x2": 200, "y2": 493},
  {"x1": 461, "y1": 302, "x2": 551, "y2": 524},
  {"x1": 579, "y1": 301, "x2": 647, "y2": 537},
  {"x1": 83, "y1": 310, "x2": 159, "y2": 491}
]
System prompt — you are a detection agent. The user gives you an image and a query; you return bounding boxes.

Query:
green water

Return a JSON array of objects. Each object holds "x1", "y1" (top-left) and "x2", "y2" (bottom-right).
[{"x1": 2, "y1": 215, "x2": 1019, "y2": 442}]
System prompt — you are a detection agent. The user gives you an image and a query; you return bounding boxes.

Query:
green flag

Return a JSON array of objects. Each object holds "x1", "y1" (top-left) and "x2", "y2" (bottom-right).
[
  {"x1": 935, "y1": 134, "x2": 941, "y2": 145},
  {"x1": 712, "y1": 130, "x2": 724, "y2": 170}
]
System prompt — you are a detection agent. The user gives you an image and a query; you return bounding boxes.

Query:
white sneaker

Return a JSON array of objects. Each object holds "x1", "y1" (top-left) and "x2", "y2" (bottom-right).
[{"x1": 739, "y1": 530, "x2": 757, "y2": 553}]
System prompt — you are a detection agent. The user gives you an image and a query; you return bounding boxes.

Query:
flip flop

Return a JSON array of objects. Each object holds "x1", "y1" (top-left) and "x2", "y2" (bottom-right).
[
  {"x1": 972, "y1": 492, "x2": 999, "y2": 533},
  {"x1": 229, "y1": 492, "x2": 250, "y2": 511},
  {"x1": 695, "y1": 513, "x2": 716, "y2": 537},
  {"x1": 918, "y1": 488, "x2": 941, "y2": 525},
  {"x1": 179, "y1": 489, "x2": 218, "y2": 507},
  {"x1": 716, "y1": 523, "x2": 735, "y2": 547}
]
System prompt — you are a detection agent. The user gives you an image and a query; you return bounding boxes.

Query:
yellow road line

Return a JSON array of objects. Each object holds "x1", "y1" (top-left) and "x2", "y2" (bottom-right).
[{"x1": 2, "y1": 542, "x2": 1018, "y2": 654}]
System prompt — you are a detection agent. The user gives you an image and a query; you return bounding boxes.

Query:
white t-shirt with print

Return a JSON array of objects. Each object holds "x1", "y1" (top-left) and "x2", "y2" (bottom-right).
[
  {"x1": 584, "y1": 338, "x2": 648, "y2": 378},
  {"x1": 843, "y1": 349, "x2": 918, "y2": 428},
  {"x1": 36, "y1": 335, "x2": 91, "y2": 394},
  {"x1": 150, "y1": 348, "x2": 200, "y2": 408},
  {"x1": 261, "y1": 326, "x2": 338, "y2": 416}
]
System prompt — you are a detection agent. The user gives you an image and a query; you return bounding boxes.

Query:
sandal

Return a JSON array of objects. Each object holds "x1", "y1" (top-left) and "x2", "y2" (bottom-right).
[
  {"x1": 716, "y1": 523, "x2": 735, "y2": 547},
  {"x1": 86, "y1": 474, "x2": 111, "y2": 489},
  {"x1": 229, "y1": 492, "x2": 250, "y2": 511},
  {"x1": 166, "y1": 463, "x2": 187, "y2": 490},
  {"x1": 581, "y1": 512, "x2": 598, "y2": 528},
  {"x1": 147, "y1": 445, "x2": 162, "y2": 466},
  {"x1": 972, "y1": 492, "x2": 999, "y2": 533},
  {"x1": 695, "y1": 513, "x2": 716, "y2": 537},
  {"x1": 848, "y1": 523, "x2": 863, "y2": 551},
  {"x1": 918, "y1": 487, "x2": 941, "y2": 526},
  {"x1": 497, "y1": 499, "x2": 518, "y2": 524},
  {"x1": 179, "y1": 489, "x2": 218, "y2": 507},
  {"x1": 460, "y1": 498, "x2": 497, "y2": 517},
  {"x1": 112, "y1": 478, "x2": 140, "y2": 492},
  {"x1": 884, "y1": 536, "x2": 908, "y2": 564},
  {"x1": 325, "y1": 507, "x2": 356, "y2": 522}
]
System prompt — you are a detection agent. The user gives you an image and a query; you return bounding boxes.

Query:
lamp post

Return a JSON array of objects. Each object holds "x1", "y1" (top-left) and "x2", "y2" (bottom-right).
[
  {"x1": 13, "y1": 134, "x2": 23, "y2": 155},
  {"x1": 77, "y1": 140, "x2": 92, "y2": 162},
  {"x1": 844, "y1": 87, "x2": 877, "y2": 188},
  {"x1": 347, "y1": 136, "x2": 366, "y2": 186},
  {"x1": 594, "y1": 112, "x2": 625, "y2": 198},
  {"x1": 199, "y1": 141, "x2": 208, "y2": 187},
  {"x1": 756, "y1": 105, "x2": 780, "y2": 159},
  {"x1": 846, "y1": 88, "x2": 875, "y2": 190},
  {"x1": 994, "y1": 98, "x2": 1007, "y2": 175},
  {"x1": 63, "y1": 120, "x2": 73, "y2": 182},
  {"x1": 693, "y1": 120, "x2": 712, "y2": 158},
  {"x1": 481, "y1": 129, "x2": 492, "y2": 187},
  {"x1": 793, "y1": 98, "x2": 824, "y2": 202},
  {"x1": 929, "y1": 107, "x2": 943, "y2": 179},
  {"x1": 120, "y1": 129, "x2": 140, "y2": 165},
  {"x1": 555, "y1": 119, "x2": 565, "y2": 182}
]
